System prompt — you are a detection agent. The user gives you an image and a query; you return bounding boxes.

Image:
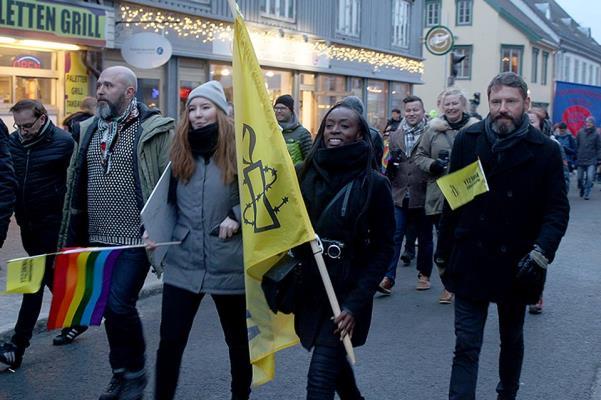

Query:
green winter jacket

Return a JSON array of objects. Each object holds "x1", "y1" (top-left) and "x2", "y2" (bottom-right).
[{"x1": 281, "y1": 121, "x2": 313, "y2": 163}]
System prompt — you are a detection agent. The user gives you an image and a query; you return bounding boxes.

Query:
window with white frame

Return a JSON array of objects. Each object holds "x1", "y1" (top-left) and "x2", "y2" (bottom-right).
[
  {"x1": 500, "y1": 46, "x2": 522, "y2": 74},
  {"x1": 574, "y1": 59, "x2": 580, "y2": 82},
  {"x1": 337, "y1": 0, "x2": 361, "y2": 37},
  {"x1": 392, "y1": 0, "x2": 410, "y2": 48},
  {"x1": 582, "y1": 61, "x2": 587, "y2": 83},
  {"x1": 260, "y1": 0, "x2": 296, "y2": 21},
  {"x1": 589, "y1": 64, "x2": 594, "y2": 85},
  {"x1": 542, "y1": 51, "x2": 549, "y2": 85},
  {"x1": 456, "y1": 0, "x2": 473, "y2": 25},
  {"x1": 564, "y1": 56, "x2": 571, "y2": 81},
  {"x1": 597, "y1": 66, "x2": 600, "y2": 86},
  {"x1": 531, "y1": 48, "x2": 539, "y2": 83},
  {"x1": 453, "y1": 45, "x2": 473, "y2": 79},
  {"x1": 425, "y1": 0, "x2": 441, "y2": 27}
]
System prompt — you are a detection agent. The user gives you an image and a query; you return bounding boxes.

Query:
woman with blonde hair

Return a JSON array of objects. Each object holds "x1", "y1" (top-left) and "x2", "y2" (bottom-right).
[
  {"x1": 415, "y1": 88, "x2": 479, "y2": 304},
  {"x1": 148, "y1": 80, "x2": 251, "y2": 400}
]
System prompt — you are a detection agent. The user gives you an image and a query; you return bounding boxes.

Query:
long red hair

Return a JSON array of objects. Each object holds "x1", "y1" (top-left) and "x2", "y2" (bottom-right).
[{"x1": 170, "y1": 107, "x2": 237, "y2": 184}]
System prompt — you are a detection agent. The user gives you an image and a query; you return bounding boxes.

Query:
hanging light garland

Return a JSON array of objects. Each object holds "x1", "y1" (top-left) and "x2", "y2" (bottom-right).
[{"x1": 119, "y1": 5, "x2": 424, "y2": 73}]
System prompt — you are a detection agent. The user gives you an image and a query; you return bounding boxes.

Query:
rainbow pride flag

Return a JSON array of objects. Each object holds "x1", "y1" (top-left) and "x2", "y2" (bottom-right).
[{"x1": 47, "y1": 248, "x2": 122, "y2": 330}]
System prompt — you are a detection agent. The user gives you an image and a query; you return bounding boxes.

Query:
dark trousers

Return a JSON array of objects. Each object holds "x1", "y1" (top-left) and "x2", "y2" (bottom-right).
[
  {"x1": 306, "y1": 344, "x2": 363, "y2": 400},
  {"x1": 155, "y1": 284, "x2": 252, "y2": 400},
  {"x1": 102, "y1": 247, "x2": 149, "y2": 373},
  {"x1": 449, "y1": 296, "x2": 526, "y2": 400},
  {"x1": 385, "y1": 204, "x2": 433, "y2": 282},
  {"x1": 12, "y1": 228, "x2": 57, "y2": 349}
]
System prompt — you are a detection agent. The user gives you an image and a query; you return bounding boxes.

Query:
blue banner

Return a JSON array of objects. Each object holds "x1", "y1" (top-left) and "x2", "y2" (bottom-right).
[{"x1": 553, "y1": 81, "x2": 601, "y2": 135}]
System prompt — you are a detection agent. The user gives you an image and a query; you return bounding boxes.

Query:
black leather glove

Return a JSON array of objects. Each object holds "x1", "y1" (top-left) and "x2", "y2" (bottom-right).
[
  {"x1": 515, "y1": 246, "x2": 548, "y2": 304},
  {"x1": 429, "y1": 159, "x2": 447, "y2": 175}
]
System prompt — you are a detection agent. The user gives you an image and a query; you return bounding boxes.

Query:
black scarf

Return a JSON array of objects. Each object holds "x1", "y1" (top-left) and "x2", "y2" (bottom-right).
[
  {"x1": 188, "y1": 123, "x2": 218, "y2": 160},
  {"x1": 444, "y1": 112, "x2": 470, "y2": 131},
  {"x1": 485, "y1": 114, "x2": 530, "y2": 153}
]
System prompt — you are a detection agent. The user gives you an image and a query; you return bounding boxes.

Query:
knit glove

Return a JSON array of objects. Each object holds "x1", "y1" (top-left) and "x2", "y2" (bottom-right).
[{"x1": 515, "y1": 245, "x2": 548, "y2": 304}]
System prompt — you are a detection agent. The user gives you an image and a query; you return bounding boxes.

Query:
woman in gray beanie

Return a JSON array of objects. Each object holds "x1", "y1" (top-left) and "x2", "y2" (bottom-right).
[{"x1": 149, "y1": 80, "x2": 251, "y2": 400}]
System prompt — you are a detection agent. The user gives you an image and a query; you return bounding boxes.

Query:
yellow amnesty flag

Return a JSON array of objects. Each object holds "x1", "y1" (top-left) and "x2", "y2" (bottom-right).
[
  {"x1": 436, "y1": 159, "x2": 489, "y2": 210},
  {"x1": 3, "y1": 255, "x2": 46, "y2": 294},
  {"x1": 230, "y1": 2, "x2": 316, "y2": 386}
]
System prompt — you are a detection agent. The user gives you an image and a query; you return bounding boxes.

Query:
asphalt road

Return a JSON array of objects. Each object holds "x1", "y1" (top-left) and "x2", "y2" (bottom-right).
[{"x1": 0, "y1": 181, "x2": 600, "y2": 400}]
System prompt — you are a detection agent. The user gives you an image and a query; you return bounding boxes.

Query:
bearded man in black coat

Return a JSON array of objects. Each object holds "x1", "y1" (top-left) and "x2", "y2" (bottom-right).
[{"x1": 435, "y1": 72, "x2": 569, "y2": 400}]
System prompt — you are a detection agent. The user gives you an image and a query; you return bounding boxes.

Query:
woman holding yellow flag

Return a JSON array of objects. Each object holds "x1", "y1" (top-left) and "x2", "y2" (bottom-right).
[
  {"x1": 147, "y1": 81, "x2": 252, "y2": 400},
  {"x1": 295, "y1": 102, "x2": 395, "y2": 399}
]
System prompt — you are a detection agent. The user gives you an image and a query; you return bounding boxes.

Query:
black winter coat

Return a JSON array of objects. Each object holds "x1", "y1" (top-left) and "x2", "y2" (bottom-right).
[
  {"x1": 437, "y1": 122, "x2": 569, "y2": 303},
  {"x1": 0, "y1": 119, "x2": 16, "y2": 247},
  {"x1": 294, "y1": 142, "x2": 395, "y2": 349},
  {"x1": 9, "y1": 121, "x2": 74, "y2": 235}
]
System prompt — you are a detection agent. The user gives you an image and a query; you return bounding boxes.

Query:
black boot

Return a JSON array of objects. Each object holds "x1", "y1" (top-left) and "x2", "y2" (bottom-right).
[{"x1": 0, "y1": 342, "x2": 25, "y2": 371}]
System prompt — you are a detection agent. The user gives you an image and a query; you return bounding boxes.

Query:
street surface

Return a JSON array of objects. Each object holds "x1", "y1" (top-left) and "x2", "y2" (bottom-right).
[{"x1": 0, "y1": 180, "x2": 600, "y2": 399}]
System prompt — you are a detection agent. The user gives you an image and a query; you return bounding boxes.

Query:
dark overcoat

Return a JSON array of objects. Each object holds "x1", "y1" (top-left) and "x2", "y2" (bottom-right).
[{"x1": 437, "y1": 121, "x2": 570, "y2": 303}]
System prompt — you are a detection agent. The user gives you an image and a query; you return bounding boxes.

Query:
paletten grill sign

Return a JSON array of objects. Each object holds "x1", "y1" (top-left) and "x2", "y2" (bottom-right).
[{"x1": 0, "y1": 0, "x2": 107, "y2": 46}]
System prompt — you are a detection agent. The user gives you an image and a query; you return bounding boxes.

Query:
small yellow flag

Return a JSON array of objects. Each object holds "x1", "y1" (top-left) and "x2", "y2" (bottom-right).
[
  {"x1": 3, "y1": 255, "x2": 46, "y2": 294},
  {"x1": 436, "y1": 159, "x2": 489, "y2": 210},
  {"x1": 230, "y1": 2, "x2": 316, "y2": 386}
]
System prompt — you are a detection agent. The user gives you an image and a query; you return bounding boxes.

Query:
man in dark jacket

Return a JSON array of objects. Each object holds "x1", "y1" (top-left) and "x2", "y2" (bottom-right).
[
  {"x1": 575, "y1": 116, "x2": 601, "y2": 199},
  {"x1": 383, "y1": 108, "x2": 402, "y2": 137},
  {"x1": 61, "y1": 66, "x2": 173, "y2": 400},
  {"x1": 0, "y1": 100, "x2": 84, "y2": 372},
  {"x1": 0, "y1": 118, "x2": 16, "y2": 249},
  {"x1": 436, "y1": 72, "x2": 569, "y2": 400},
  {"x1": 274, "y1": 94, "x2": 313, "y2": 164}
]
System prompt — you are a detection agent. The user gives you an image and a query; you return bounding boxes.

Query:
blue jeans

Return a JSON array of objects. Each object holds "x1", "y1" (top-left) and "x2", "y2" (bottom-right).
[
  {"x1": 449, "y1": 296, "x2": 526, "y2": 400},
  {"x1": 385, "y1": 205, "x2": 433, "y2": 282},
  {"x1": 102, "y1": 247, "x2": 150, "y2": 372},
  {"x1": 577, "y1": 164, "x2": 596, "y2": 197}
]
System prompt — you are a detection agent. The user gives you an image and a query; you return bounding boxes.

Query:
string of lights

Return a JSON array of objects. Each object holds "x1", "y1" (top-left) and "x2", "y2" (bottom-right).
[{"x1": 119, "y1": 5, "x2": 424, "y2": 73}]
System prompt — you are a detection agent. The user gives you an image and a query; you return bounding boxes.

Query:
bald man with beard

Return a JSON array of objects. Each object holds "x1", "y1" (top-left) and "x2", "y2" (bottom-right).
[{"x1": 61, "y1": 66, "x2": 175, "y2": 400}]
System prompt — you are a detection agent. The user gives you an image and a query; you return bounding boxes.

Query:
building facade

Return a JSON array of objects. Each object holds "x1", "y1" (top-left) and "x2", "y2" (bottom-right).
[
  {"x1": 0, "y1": 0, "x2": 115, "y2": 127},
  {"x1": 415, "y1": 0, "x2": 559, "y2": 114},
  {"x1": 107, "y1": 0, "x2": 424, "y2": 133}
]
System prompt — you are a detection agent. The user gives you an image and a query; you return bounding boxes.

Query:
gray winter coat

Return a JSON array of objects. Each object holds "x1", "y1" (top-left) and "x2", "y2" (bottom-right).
[
  {"x1": 575, "y1": 127, "x2": 601, "y2": 166},
  {"x1": 163, "y1": 158, "x2": 244, "y2": 294}
]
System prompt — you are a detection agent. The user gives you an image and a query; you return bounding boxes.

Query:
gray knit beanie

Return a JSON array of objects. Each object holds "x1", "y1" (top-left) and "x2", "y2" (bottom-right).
[{"x1": 186, "y1": 80, "x2": 228, "y2": 114}]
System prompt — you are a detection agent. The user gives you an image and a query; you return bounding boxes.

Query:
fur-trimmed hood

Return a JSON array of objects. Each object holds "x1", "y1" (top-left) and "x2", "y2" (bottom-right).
[{"x1": 428, "y1": 116, "x2": 480, "y2": 133}]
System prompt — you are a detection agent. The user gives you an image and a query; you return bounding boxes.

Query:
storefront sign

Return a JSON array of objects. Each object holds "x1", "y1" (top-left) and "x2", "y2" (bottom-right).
[
  {"x1": 121, "y1": 32, "x2": 173, "y2": 69},
  {"x1": 0, "y1": 0, "x2": 106, "y2": 47},
  {"x1": 12, "y1": 55, "x2": 41, "y2": 69},
  {"x1": 65, "y1": 51, "x2": 89, "y2": 115},
  {"x1": 425, "y1": 25, "x2": 454, "y2": 56}
]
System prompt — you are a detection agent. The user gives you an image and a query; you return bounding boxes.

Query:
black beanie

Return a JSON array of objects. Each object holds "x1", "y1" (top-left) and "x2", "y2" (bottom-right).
[{"x1": 275, "y1": 94, "x2": 294, "y2": 112}]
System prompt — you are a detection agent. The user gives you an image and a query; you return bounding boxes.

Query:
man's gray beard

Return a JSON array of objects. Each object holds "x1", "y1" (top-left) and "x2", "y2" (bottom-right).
[
  {"x1": 97, "y1": 95, "x2": 127, "y2": 120},
  {"x1": 492, "y1": 119, "x2": 516, "y2": 136}
]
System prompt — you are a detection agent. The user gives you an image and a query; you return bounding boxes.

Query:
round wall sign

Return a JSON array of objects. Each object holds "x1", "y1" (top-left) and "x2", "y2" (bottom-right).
[
  {"x1": 121, "y1": 32, "x2": 173, "y2": 69},
  {"x1": 425, "y1": 25, "x2": 454, "y2": 56}
]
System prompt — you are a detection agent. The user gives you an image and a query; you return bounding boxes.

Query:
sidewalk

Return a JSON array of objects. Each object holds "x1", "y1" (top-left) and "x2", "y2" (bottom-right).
[{"x1": 0, "y1": 219, "x2": 163, "y2": 339}]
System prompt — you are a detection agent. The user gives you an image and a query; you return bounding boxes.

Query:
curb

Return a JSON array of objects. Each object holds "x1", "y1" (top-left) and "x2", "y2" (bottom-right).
[{"x1": 0, "y1": 282, "x2": 163, "y2": 343}]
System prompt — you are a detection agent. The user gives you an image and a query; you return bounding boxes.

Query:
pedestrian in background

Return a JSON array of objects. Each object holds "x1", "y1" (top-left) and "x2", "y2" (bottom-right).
[
  {"x1": 150, "y1": 81, "x2": 251, "y2": 400},
  {"x1": 383, "y1": 108, "x2": 402, "y2": 137},
  {"x1": 0, "y1": 118, "x2": 16, "y2": 250},
  {"x1": 554, "y1": 122, "x2": 576, "y2": 172},
  {"x1": 61, "y1": 66, "x2": 174, "y2": 400},
  {"x1": 436, "y1": 72, "x2": 569, "y2": 400},
  {"x1": 415, "y1": 89, "x2": 479, "y2": 304},
  {"x1": 274, "y1": 94, "x2": 313, "y2": 164},
  {"x1": 575, "y1": 116, "x2": 601, "y2": 199},
  {"x1": 379, "y1": 95, "x2": 432, "y2": 294},
  {"x1": 0, "y1": 100, "x2": 84, "y2": 372},
  {"x1": 62, "y1": 96, "x2": 97, "y2": 142},
  {"x1": 295, "y1": 101, "x2": 394, "y2": 399}
]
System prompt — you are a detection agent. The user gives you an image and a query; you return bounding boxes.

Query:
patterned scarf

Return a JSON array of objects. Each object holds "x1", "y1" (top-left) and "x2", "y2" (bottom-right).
[
  {"x1": 400, "y1": 117, "x2": 427, "y2": 157},
  {"x1": 97, "y1": 97, "x2": 139, "y2": 174}
]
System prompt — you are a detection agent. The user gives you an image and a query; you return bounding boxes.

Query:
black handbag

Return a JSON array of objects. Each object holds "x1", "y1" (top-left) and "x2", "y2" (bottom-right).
[{"x1": 261, "y1": 253, "x2": 301, "y2": 314}]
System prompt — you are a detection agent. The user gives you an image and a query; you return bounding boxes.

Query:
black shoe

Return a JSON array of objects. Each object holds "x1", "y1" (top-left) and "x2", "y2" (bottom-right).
[
  {"x1": 400, "y1": 252, "x2": 414, "y2": 266},
  {"x1": 53, "y1": 326, "x2": 88, "y2": 346},
  {"x1": 121, "y1": 370, "x2": 147, "y2": 400},
  {"x1": 0, "y1": 342, "x2": 24, "y2": 371},
  {"x1": 99, "y1": 373, "x2": 125, "y2": 400}
]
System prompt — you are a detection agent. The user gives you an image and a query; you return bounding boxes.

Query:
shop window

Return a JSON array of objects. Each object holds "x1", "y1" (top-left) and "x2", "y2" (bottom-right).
[
  {"x1": 0, "y1": 76, "x2": 11, "y2": 105},
  {"x1": 15, "y1": 77, "x2": 54, "y2": 106},
  {"x1": 137, "y1": 79, "x2": 161, "y2": 109},
  {"x1": 425, "y1": 1, "x2": 441, "y2": 27},
  {"x1": 500, "y1": 46, "x2": 522, "y2": 74},
  {"x1": 337, "y1": 0, "x2": 361, "y2": 37},
  {"x1": 0, "y1": 48, "x2": 54, "y2": 70},
  {"x1": 366, "y1": 79, "x2": 388, "y2": 131},
  {"x1": 262, "y1": 68, "x2": 293, "y2": 105},
  {"x1": 209, "y1": 64, "x2": 233, "y2": 103},
  {"x1": 316, "y1": 74, "x2": 347, "y2": 129},
  {"x1": 261, "y1": 0, "x2": 296, "y2": 22},
  {"x1": 392, "y1": 0, "x2": 410, "y2": 48},
  {"x1": 299, "y1": 73, "x2": 316, "y2": 134},
  {"x1": 456, "y1": 0, "x2": 473, "y2": 26},
  {"x1": 390, "y1": 82, "x2": 411, "y2": 112},
  {"x1": 453, "y1": 45, "x2": 472, "y2": 80},
  {"x1": 349, "y1": 77, "x2": 363, "y2": 99}
]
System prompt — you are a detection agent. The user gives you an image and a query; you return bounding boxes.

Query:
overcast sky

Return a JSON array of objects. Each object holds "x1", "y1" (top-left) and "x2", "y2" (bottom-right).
[{"x1": 554, "y1": 0, "x2": 601, "y2": 43}]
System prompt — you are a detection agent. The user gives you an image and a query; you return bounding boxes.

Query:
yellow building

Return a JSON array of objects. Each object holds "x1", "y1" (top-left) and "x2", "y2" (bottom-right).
[{"x1": 415, "y1": 0, "x2": 559, "y2": 115}]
